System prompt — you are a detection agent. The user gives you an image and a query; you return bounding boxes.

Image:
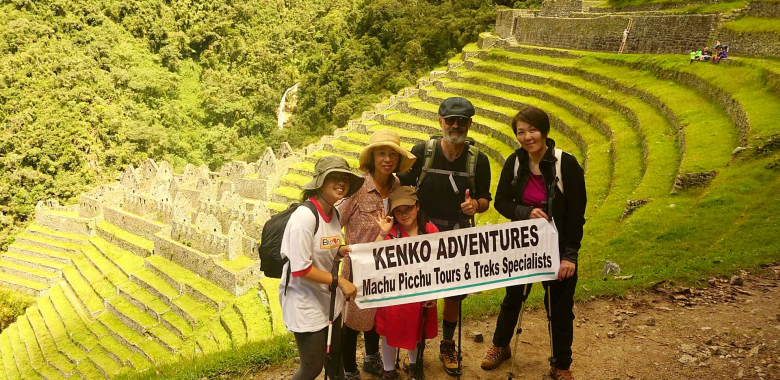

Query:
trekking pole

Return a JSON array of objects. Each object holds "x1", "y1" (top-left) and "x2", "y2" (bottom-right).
[
  {"x1": 334, "y1": 295, "x2": 348, "y2": 379},
  {"x1": 415, "y1": 305, "x2": 430, "y2": 379},
  {"x1": 324, "y1": 258, "x2": 342, "y2": 380},
  {"x1": 506, "y1": 300, "x2": 526, "y2": 380},
  {"x1": 457, "y1": 299, "x2": 463, "y2": 378}
]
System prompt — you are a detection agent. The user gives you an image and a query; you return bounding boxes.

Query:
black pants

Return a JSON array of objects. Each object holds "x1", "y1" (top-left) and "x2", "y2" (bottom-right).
[
  {"x1": 492, "y1": 272, "x2": 577, "y2": 370},
  {"x1": 342, "y1": 326, "x2": 380, "y2": 373},
  {"x1": 293, "y1": 315, "x2": 344, "y2": 380}
]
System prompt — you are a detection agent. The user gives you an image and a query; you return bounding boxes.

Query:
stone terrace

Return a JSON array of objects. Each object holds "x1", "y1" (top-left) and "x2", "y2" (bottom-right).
[{"x1": 2, "y1": 9, "x2": 780, "y2": 378}]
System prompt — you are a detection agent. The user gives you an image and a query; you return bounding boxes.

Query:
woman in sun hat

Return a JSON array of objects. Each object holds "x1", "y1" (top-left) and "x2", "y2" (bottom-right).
[
  {"x1": 337, "y1": 129, "x2": 417, "y2": 380},
  {"x1": 280, "y1": 155, "x2": 364, "y2": 380}
]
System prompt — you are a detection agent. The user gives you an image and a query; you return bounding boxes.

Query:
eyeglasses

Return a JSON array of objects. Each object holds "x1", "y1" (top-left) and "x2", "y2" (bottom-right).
[
  {"x1": 443, "y1": 117, "x2": 471, "y2": 127},
  {"x1": 326, "y1": 173, "x2": 351, "y2": 183}
]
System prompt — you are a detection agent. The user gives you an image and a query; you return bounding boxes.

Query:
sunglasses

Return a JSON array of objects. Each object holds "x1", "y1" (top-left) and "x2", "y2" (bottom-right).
[{"x1": 443, "y1": 117, "x2": 471, "y2": 127}]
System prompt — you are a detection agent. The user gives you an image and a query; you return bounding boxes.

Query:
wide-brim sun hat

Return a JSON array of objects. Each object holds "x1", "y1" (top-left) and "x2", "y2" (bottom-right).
[
  {"x1": 302, "y1": 156, "x2": 365, "y2": 198},
  {"x1": 358, "y1": 129, "x2": 417, "y2": 173},
  {"x1": 389, "y1": 186, "x2": 418, "y2": 212}
]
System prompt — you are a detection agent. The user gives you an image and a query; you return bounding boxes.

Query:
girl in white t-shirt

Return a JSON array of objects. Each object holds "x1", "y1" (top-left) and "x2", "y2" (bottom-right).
[{"x1": 280, "y1": 156, "x2": 364, "y2": 380}]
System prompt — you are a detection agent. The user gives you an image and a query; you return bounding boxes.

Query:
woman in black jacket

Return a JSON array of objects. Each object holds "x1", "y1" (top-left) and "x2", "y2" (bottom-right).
[{"x1": 481, "y1": 106, "x2": 587, "y2": 380}]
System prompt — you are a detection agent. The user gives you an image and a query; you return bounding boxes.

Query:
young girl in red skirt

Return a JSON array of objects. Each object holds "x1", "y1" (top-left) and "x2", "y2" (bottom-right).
[{"x1": 373, "y1": 186, "x2": 438, "y2": 380}]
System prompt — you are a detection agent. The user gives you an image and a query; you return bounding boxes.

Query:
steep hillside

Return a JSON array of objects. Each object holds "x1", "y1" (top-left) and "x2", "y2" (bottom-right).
[{"x1": 0, "y1": 0, "x2": 498, "y2": 251}]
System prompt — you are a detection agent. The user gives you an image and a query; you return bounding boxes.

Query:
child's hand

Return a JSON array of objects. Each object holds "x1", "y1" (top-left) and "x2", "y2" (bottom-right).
[
  {"x1": 423, "y1": 300, "x2": 436, "y2": 308},
  {"x1": 374, "y1": 209, "x2": 394, "y2": 235}
]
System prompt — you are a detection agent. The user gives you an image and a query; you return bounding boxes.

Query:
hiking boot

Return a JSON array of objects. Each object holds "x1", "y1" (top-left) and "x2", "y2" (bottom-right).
[
  {"x1": 363, "y1": 353, "x2": 383, "y2": 376},
  {"x1": 439, "y1": 339, "x2": 461, "y2": 376},
  {"x1": 550, "y1": 367, "x2": 575, "y2": 380},
  {"x1": 481, "y1": 345, "x2": 511, "y2": 370},
  {"x1": 381, "y1": 369, "x2": 399, "y2": 380},
  {"x1": 344, "y1": 370, "x2": 361, "y2": 380},
  {"x1": 402, "y1": 355, "x2": 411, "y2": 372}
]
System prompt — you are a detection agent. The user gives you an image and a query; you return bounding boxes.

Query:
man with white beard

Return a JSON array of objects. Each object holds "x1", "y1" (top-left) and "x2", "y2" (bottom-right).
[{"x1": 398, "y1": 96, "x2": 492, "y2": 376}]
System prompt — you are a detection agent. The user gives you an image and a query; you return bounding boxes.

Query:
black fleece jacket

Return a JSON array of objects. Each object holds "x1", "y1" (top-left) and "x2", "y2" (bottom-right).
[{"x1": 494, "y1": 138, "x2": 587, "y2": 264}]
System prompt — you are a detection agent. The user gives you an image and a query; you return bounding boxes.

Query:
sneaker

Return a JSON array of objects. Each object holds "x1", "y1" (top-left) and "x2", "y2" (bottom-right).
[
  {"x1": 381, "y1": 369, "x2": 399, "y2": 380},
  {"x1": 344, "y1": 370, "x2": 361, "y2": 380},
  {"x1": 363, "y1": 353, "x2": 383, "y2": 376},
  {"x1": 402, "y1": 355, "x2": 424, "y2": 380},
  {"x1": 550, "y1": 367, "x2": 575, "y2": 380},
  {"x1": 439, "y1": 339, "x2": 461, "y2": 376},
  {"x1": 480, "y1": 345, "x2": 511, "y2": 370}
]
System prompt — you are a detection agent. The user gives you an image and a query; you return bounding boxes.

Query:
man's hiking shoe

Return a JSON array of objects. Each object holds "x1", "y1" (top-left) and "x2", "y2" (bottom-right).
[
  {"x1": 363, "y1": 353, "x2": 383, "y2": 376},
  {"x1": 550, "y1": 367, "x2": 575, "y2": 380},
  {"x1": 439, "y1": 339, "x2": 461, "y2": 376},
  {"x1": 381, "y1": 369, "x2": 399, "y2": 380},
  {"x1": 481, "y1": 345, "x2": 511, "y2": 370},
  {"x1": 344, "y1": 370, "x2": 361, "y2": 380}
]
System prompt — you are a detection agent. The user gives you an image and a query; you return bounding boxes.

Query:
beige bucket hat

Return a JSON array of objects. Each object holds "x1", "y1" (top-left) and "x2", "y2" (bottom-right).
[
  {"x1": 358, "y1": 130, "x2": 417, "y2": 173},
  {"x1": 302, "y1": 156, "x2": 365, "y2": 197}
]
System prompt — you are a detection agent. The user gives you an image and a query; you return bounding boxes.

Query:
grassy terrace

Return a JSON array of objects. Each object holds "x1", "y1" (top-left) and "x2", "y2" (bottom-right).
[{"x1": 488, "y1": 50, "x2": 738, "y2": 175}]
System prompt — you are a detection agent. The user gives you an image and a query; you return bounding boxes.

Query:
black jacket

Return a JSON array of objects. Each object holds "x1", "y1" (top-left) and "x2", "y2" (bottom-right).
[{"x1": 494, "y1": 138, "x2": 587, "y2": 264}]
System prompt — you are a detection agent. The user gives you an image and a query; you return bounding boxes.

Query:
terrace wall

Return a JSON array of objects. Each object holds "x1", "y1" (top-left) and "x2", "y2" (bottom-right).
[{"x1": 510, "y1": 13, "x2": 718, "y2": 53}]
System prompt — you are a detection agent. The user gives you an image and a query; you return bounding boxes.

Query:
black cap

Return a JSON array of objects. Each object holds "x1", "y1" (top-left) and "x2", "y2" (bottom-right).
[{"x1": 438, "y1": 97, "x2": 475, "y2": 118}]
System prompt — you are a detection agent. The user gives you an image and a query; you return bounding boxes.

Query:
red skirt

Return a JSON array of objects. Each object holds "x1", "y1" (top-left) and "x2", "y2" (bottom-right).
[{"x1": 375, "y1": 302, "x2": 438, "y2": 350}]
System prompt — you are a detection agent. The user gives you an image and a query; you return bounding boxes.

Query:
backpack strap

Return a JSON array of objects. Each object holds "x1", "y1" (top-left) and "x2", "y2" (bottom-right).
[
  {"x1": 418, "y1": 137, "x2": 478, "y2": 195},
  {"x1": 417, "y1": 138, "x2": 438, "y2": 189},
  {"x1": 465, "y1": 142, "x2": 478, "y2": 192},
  {"x1": 513, "y1": 149, "x2": 564, "y2": 195},
  {"x1": 553, "y1": 148, "x2": 564, "y2": 195},
  {"x1": 284, "y1": 201, "x2": 321, "y2": 296}
]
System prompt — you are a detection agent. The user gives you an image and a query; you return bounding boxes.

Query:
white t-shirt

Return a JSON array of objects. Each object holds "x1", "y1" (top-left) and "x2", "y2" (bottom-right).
[{"x1": 279, "y1": 201, "x2": 344, "y2": 333}]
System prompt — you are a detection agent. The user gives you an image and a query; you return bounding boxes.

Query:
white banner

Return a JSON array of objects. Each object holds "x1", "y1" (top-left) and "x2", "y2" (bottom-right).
[{"x1": 351, "y1": 219, "x2": 560, "y2": 308}]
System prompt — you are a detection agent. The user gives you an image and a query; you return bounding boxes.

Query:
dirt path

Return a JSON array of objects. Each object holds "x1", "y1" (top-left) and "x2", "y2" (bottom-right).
[{"x1": 248, "y1": 268, "x2": 779, "y2": 380}]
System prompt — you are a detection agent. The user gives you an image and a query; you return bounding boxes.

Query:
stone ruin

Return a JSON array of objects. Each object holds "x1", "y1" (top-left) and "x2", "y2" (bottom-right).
[{"x1": 32, "y1": 144, "x2": 295, "y2": 295}]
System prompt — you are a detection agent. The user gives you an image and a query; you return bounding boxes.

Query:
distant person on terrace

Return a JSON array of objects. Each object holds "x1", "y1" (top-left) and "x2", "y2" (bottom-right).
[{"x1": 338, "y1": 129, "x2": 417, "y2": 380}]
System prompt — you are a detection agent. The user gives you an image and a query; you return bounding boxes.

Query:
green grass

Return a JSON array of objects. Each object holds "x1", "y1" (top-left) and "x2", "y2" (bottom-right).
[
  {"x1": 219, "y1": 255, "x2": 255, "y2": 272},
  {"x1": 722, "y1": 16, "x2": 780, "y2": 33},
  {"x1": 36, "y1": 299, "x2": 88, "y2": 363},
  {"x1": 26, "y1": 223, "x2": 89, "y2": 242},
  {"x1": 0, "y1": 329, "x2": 23, "y2": 380},
  {"x1": 662, "y1": 0, "x2": 747, "y2": 13},
  {"x1": 145, "y1": 254, "x2": 233, "y2": 303},
  {"x1": 328, "y1": 138, "x2": 365, "y2": 154},
  {"x1": 280, "y1": 172, "x2": 312, "y2": 186},
  {"x1": 1, "y1": 251, "x2": 68, "y2": 270},
  {"x1": 218, "y1": 307, "x2": 247, "y2": 347},
  {"x1": 306, "y1": 148, "x2": 361, "y2": 169},
  {"x1": 113, "y1": 334, "x2": 296, "y2": 380},
  {"x1": 259, "y1": 278, "x2": 286, "y2": 335},
  {"x1": 273, "y1": 185, "x2": 305, "y2": 201},
  {"x1": 23, "y1": 306, "x2": 76, "y2": 376},
  {"x1": 6, "y1": 323, "x2": 44, "y2": 380},
  {"x1": 233, "y1": 290, "x2": 273, "y2": 341},
  {"x1": 173, "y1": 294, "x2": 216, "y2": 326},
  {"x1": 0, "y1": 259, "x2": 60, "y2": 281},
  {"x1": 75, "y1": 358, "x2": 105, "y2": 380},
  {"x1": 0, "y1": 271, "x2": 48, "y2": 291},
  {"x1": 473, "y1": 58, "x2": 680, "y2": 200},
  {"x1": 97, "y1": 221, "x2": 155, "y2": 252},
  {"x1": 17, "y1": 315, "x2": 67, "y2": 380},
  {"x1": 61, "y1": 266, "x2": 109, "y2": 314},
  {"x1": 265, "y1": 201, "x2": 289, "y2": 213}
]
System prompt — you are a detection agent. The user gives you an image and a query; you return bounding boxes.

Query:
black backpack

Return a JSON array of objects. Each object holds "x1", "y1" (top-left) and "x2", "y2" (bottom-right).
[{"x1": 259, "y1": 201, "x2": 319, "y2": 279}]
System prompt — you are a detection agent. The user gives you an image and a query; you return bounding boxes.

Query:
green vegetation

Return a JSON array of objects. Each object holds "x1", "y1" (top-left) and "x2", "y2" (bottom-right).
[
  {"x1": 0, "y1": 0, "x2": 501, "y2": 251},
  {"x1": 0, "y1": 287, "x2": 33, "y2": 332},
  {"x1": 114, "y1": 334, "x2": 297, "y2": 380},
  {"x1": 722, "y1": 16, "x2": 780, "y2": 33}
]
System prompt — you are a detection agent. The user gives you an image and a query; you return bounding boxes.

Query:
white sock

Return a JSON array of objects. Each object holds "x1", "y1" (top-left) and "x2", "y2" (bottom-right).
[
  {"x1": 407, "y1": 348, "x2": 419, "y2": 365},
  {"x1": 381, "y1": 337, "x2": 396, "y2": 372}
]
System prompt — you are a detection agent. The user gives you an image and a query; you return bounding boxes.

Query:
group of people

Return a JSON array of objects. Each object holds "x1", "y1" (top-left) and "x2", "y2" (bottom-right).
[
  {"x1": 277, "y1": 97, "x2": 588, "y2": 380},
  {"x1": 690, "y1": 40, "x2": 729, "y2": 64}
]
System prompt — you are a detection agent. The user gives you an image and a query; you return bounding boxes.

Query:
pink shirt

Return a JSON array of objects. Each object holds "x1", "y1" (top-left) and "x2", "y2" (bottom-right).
[{"x1": 522, "y1": 174, "x2": 547, "y2": 209}]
